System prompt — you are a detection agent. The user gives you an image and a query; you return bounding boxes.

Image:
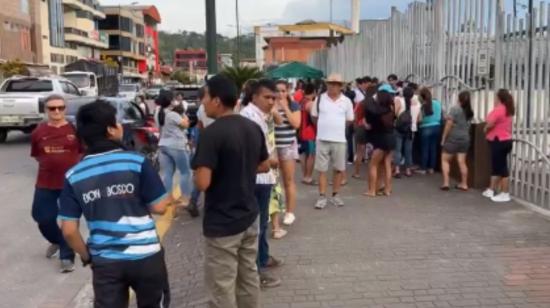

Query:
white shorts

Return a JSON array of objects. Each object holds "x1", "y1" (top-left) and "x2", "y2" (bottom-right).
[{"x1": 314, "y1": 140, "x2": 347, "y2": 172}]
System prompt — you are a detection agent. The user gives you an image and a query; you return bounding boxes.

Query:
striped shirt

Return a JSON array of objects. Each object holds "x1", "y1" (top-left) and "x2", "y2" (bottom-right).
[
  {"x1": 240, "y1": 104, "x2": 277, "y2": 185},
  {"x1": 59, "y1": 150, "x2": 167, "y2": 263},
  {"x1": 274, "y1": 102, "x2": 300, "y2": 148}
]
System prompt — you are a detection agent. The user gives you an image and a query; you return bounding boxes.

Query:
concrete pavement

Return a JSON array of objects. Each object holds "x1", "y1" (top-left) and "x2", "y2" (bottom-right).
[{"x1": 163, "y1": 170, "x2": 550, "y2": 308}]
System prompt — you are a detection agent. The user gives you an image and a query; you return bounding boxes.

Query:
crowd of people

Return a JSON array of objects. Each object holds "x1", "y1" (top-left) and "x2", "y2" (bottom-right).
[{"x1": 26, "y1": 70, "x2": 516, "y2": 307}]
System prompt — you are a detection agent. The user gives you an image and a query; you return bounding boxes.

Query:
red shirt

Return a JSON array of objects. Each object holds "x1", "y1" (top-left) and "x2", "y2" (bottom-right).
[
  {"x1": 486, "y1": 104, "x2": 513, "y2": 141},
  {"x1": 31, "y1": 123, "x2": 82, "y2": 189},
  {"x1": 299, "y1": 100, "x2": 316, "y2": 141}
]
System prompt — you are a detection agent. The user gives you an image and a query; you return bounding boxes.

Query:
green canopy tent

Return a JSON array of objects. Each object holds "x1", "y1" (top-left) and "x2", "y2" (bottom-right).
[{"x1": 266, "y1": 61, "x2": 324, "y2": 79}]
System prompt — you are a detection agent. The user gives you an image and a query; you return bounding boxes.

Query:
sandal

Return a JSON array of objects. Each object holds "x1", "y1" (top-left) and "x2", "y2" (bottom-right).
[
  {"x1": 362, "y1": 192, "x2": 377, "y2": 197},
  {"x1": 440, "y1": 186, "x2": 450, "y2": 191},
  {"x1": 454, "y1": 185, "x2": 469, "y2": 192},
  {"x1": 272, "y1": 229, "x2": 288, "y2": 239},
  {"x1": 352, "y1": 174, "x2": 361, "y2": 179}
]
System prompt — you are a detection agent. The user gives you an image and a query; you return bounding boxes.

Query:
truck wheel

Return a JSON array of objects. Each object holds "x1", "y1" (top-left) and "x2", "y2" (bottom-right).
[{"x1": 0, "y1": 129, "x2": 7, "y2": 143}]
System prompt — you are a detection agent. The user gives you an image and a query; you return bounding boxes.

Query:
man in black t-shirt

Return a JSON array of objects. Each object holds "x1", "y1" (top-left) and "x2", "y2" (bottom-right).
[{"x1": 192, "y1": 75, "x2": 270, "y2": 308}]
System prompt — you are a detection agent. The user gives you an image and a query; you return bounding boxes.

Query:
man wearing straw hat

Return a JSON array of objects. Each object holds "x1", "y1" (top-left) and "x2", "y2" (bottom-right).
[{"x1": 311, "y1": 73, "x2": 355, "y2": 209}]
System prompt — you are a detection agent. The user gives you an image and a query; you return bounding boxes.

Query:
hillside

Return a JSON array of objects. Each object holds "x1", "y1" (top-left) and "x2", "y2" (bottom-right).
[{"x1": 158, "y1": 30, "x2": 255, "y2": 65}]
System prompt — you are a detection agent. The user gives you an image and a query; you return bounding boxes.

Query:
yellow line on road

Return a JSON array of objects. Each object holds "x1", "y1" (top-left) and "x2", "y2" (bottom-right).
[{"x1": 155, "y1": 186, "x2": 180, "y2": 241}]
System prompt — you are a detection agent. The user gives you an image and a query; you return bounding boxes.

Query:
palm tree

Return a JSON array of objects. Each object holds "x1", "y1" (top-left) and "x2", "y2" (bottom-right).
[{"x1": 220, "y1": 66, "x2": 263, "y2": 93}]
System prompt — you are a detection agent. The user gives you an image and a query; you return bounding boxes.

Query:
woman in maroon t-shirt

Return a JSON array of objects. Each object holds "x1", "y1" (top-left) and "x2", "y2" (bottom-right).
[{"x1": 30, "y1": 95, "x2": 81, "y2": 273}]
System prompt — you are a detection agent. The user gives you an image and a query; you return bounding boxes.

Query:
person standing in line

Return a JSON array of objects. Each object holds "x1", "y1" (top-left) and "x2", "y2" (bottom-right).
[
  {"x1": 155, "y1": 90, "x2": 193, "y2": 207},
  {"x1": 293, "y1": 80, "x2": 305, "y2": 103},
  {"x1": 483, "y1": 89, "x2": 515, "y2": 203},
  {"x1": 273, "y1": 80, "x2": 301, "y2": 226},
  {"x1": 187, "y1": 87, "x2": 214, "y2": 217},
  {"x1": 241, "y1": 79, "x2": 284, "y2": 288},
  {"x1": 417, "y1": 87, "x2": 443, "y2": 175},
  {"x1": 59, "y1": 100, "x2": 171, "y2": 307},
  {"x1": 440, "y1": 91, "x2": 474, "y2": 191},
  {"x1": 393, "y1": 86, "x2": 421, "y2": 178},
  {"x1": 298, "y1": 83, "x2": 317, "y2": 185},
  {"x1": 364, "y1": 84, "x2": 399, "y2": 197},
  {"x1": 192, "y1": 75, "x2": 271, "y2": 308},
  {"x1": 352, "y1": 77, "x2": 375, "y2": 179},
  {"x1": 344, "y1": 83, "x2": 357, "y2": 167},
  {"x1": 387, "y1": 74, "x2": 399, "y2": 91},
  {"x1": 30, "y1": 94, "x2": 80, "y2": 273},
  {"x1": 310, "y1": 74, "x2": 355, "y2": 209}
]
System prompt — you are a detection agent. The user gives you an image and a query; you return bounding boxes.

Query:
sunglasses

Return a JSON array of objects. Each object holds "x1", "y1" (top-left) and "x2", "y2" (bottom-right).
[{"x1": 47, "y1": 106, "x2": 66, "y2": 112}]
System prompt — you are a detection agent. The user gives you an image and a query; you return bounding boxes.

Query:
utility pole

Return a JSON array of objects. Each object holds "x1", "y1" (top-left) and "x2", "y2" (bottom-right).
[
  {"x1": 329, "y1": 0, "x2": 333, "y2": 24},
  {"x1": 235, "y1": 0, "x2": 240, "y2": 66},
  {"x1": 513, "y1": 0, "x2": 517, "y2": 17},
  {"x1": 526, "y1": 0, "x2": 534, "y2": 126},
  {"x1": 205, "y1": 0, "x2": 218, "y2": 74}
]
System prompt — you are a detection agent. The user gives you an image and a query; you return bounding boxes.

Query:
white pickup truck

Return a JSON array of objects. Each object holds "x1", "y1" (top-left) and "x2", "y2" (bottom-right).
[{"x1": 0, "y1": 76, "x2": 93, "y2": 142}]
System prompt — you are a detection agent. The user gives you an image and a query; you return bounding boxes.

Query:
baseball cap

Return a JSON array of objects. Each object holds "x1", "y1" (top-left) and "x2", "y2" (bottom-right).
[{"x1": 378, "y1": 83, "x2": 397, "y2": 94}]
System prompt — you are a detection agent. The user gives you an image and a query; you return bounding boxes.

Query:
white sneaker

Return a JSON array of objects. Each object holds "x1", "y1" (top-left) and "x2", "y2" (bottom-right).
[
  {"x1": 482, "y1": 189, "x2": 495, "y2": 198},
  {"x1": 330, "y1": 195, "x2": 345, "y2": 207},
  {"x1": 314, "y1": 197, "x2": 327, "y2": 209},
  {"x1": 491, "y1": 192, "x2": 512, "y2": 203},
  {"x1": 283, "y1": 212, "x2": 296, "y2": 226}
]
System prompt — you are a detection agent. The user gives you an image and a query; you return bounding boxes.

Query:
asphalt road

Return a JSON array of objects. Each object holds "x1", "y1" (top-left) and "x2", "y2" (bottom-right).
[{"x1": 0, "y1": 132, "x2": 91, "y2": 308}]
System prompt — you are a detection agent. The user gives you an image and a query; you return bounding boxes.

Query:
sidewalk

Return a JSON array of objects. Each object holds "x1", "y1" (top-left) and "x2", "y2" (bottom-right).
[{"x1": 163, "y1": 174, "x2": 550, "y2": 308}]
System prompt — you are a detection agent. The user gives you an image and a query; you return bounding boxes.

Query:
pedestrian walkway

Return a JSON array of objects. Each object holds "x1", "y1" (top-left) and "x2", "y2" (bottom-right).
[{"x1": 163, "y1": 174, "x2": 550, "y2": 308}]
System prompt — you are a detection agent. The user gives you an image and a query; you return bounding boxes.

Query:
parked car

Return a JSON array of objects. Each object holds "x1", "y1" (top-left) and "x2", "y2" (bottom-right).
[
  {"x1": 172, "y1": 84, "x2": 201, "y2": 127},
  {"x1": 118, "y1": 83, "x2": 143, "y2": 102},
  {"x1": 65, "y1": 97, "x2": 160, "y2": 170},
  {"x1": 0, "y1": 76, "x2": 93, "y2": 143},
  {"x1": 145, "y1": 84, "x2": 164, "y2": 99},
  {"x1": 62, "y1": 59, "x2": 119, "y2": 97}
]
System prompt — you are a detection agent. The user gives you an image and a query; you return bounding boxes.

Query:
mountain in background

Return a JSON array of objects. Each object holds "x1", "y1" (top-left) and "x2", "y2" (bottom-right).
[{"x1": 158, "y1": 30, "x2": 256, "y2": 65}]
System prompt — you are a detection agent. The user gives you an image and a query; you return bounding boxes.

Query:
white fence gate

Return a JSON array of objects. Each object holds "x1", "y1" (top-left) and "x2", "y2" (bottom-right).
[{"x1": 309, "y1": 0, "x2": 550, "y2": 211}]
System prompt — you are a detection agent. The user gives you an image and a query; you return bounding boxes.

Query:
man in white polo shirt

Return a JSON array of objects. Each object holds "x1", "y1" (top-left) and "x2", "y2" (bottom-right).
[{"x1": 311, "y1": 73, "x2": 354, "y2": 209}]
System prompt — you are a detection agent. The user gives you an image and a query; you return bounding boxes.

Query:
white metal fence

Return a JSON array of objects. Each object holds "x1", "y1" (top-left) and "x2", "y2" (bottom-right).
[{"x1": 309, "y1": 0, "x2": 550, "y2": 210}]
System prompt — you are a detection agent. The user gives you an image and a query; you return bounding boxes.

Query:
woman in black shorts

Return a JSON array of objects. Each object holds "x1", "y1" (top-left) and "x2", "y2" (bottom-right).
[
  {"x1": 483, "y1": 89, "x2": 515, "y2": 203},
  {"x1": 364, "y1": 84, "x2": 399, "y2": 197}
]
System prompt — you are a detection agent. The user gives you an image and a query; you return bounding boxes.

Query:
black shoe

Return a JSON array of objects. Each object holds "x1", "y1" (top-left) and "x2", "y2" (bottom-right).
[{"x1": 186, "y1": 202, "x2": 200, "y2": 218}]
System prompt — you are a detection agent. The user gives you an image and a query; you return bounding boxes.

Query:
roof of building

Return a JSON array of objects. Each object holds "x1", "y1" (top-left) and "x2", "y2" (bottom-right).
[
  {"x1": 277, "y1": 22, "x2": 353, "y2": 35},
  {"x1": 102, "y1": 5, "x2": 161, "y2": 23}
]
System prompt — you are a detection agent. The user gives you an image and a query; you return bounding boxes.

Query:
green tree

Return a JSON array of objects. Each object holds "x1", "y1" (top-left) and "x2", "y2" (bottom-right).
[
  {"x1": 0, "y1": 59, "x2": 27, "y2": 78},
  {"x1": 220, "y1": 66, "x2": 263, "y2": 93},
  {"x1": 171, "y1": 70, "x2": 193, "y2": 84}
]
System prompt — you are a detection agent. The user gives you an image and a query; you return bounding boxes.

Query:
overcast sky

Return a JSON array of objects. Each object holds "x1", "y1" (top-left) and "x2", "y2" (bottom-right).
[{"x1": 101, "y1": 0, "x2": 525, "y2": 36}]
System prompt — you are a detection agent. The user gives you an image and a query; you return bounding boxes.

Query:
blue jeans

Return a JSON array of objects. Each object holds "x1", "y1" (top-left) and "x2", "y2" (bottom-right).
[
  {"x1": 420, "y1": 126, "x2": 441, "y2": 171},
  {"x1": 159, "y1": 146, "x2": 192, "y2": 197},
  {"x1": 254, "y1": 184, "x2": 273, "y2": 270},
  {"x1": 31, "y1": 188, "x2": 75, "y2": 261},
  {"x1": 394, "y1": 132, "x2": 413, "y2": 168}
]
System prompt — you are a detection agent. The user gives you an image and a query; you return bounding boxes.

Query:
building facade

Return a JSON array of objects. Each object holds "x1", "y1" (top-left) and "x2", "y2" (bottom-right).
[
  {"x1": 131, "y1": 6, "x2": 161, "y2": 76},
  {"x1": 98, "y1": 6, "x2": 146, "y2": 78},
  {"x1": 38, "y1": 0, "x2": 108, "y2": 74},
  {"x1": 0, "y1": 0, "x2": 35, "y2": 63}
]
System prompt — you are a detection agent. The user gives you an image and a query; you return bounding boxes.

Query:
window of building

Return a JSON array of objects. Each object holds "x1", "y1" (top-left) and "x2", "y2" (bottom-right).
[
  {"x1": 138, "y1": 42, "x2": 145, "y2": 56},
  {"x1": 76, "y1": 10, "x2": 94, "y2": 20},
  {"x1": 119, "y1": 17, "x2": 133, "y2": 33},
  {"x1": 98, "y1": 15, "x2": 119, "y2": 30},
  {"x1": 21, "y1": 0, "x2": 29, "y2": 14},
  {"x1": 135, "y1": 24, "x2": 144, "y2": 38},
  {"x1": 50, "y1": 53, "x2": 65, "y2": 63},
  {"x1": 66, "y1": 55, "x2": 78, "y2": 64},
  {"x1": 108, "y1": 35, "x2": 131, "y2": 52},
  {"x1": 48, "y1": 0, "x2": 65, "y2": 47}
]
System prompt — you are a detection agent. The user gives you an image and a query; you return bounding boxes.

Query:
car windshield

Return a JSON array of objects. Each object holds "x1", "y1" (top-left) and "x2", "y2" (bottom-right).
[
  {"x1": 2, "y1": 80, "x2": 53, "y2": 92},
  {"x1": 119, "y1": 85, "x2": 137, "y2": 92},
  {"x1": 62, "y1": 74, "x2": 90, "y2": 88}
]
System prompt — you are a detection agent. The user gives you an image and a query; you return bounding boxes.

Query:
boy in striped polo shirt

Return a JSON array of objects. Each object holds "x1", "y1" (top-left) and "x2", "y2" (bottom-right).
[{"x1": 59, "y1": 100, "x2": 171, "y2": 308}]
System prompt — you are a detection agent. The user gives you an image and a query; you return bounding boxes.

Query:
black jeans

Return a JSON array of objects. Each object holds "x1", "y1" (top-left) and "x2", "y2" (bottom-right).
[
  {"x1": 490, "y1": 139, "x2": 513, "y2": 177},
  {"x1": 92, "y1": 250, "x2": 170, "y2": 308},
  {"x1": 31, "y1": 188, "x2": 75, "y2": 260},
  {"x1": 346, "y1": 124, "x2": 354, "y2": 162}
]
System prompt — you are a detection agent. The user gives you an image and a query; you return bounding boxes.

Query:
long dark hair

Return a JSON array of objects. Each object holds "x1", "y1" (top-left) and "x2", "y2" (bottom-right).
[
  {"x1": 275, "y1": 80, "x2": 293, "y2": 103},
  {"x1": 377, "y1": 91, "x2": 394, "y2": 109},
  {"x1": 155, "y1": 89, "x2": 173, "y2": 127},
  {"x1": 419, "y1": 87, "x2": 433, "y2": 116},
  {"x1": 496, "y1": 88, "x2": 515, "y2": 116},
  {"x1": 458, "y1": 91, "x2": 474, "y2": 120},
  {"x1": 403, "y1": 86, "x2": 415, "y2": 111}
]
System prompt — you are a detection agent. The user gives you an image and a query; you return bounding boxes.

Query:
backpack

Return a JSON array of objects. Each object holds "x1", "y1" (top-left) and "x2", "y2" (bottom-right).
[{"x1": 395, "y1": 109, "x2": 412, "y2": 134}]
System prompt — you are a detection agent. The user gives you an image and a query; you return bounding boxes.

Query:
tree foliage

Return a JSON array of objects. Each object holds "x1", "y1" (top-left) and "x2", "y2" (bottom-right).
[
  {"x1": 220, "y1": 66, "x2": 263, "y2": 92},
  {"x1": 171, "y1": 70, "x2": 193, "y2": 84},
  {"x1": 0, "y1": 59, "x2": 27, "y2": 78},
  {"x1": 158, "y1": 31, "x2": 255, "y2": 65}
]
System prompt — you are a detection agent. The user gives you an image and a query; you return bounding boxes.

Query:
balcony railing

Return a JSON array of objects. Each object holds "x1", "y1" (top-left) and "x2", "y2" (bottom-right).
[{"x1": 64, "y1": 28, "x2": 109, "y2": 47}]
